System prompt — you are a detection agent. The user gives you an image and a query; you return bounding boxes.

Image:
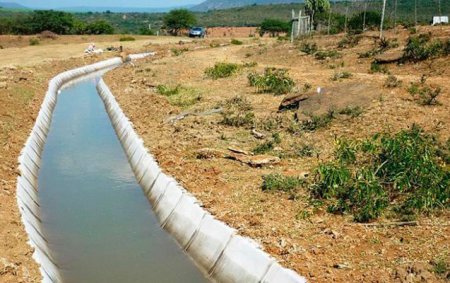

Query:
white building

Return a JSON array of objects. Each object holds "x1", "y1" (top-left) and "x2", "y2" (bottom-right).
[{"x1": 432, "y1": 16, "x2": 449, "y2": 25}]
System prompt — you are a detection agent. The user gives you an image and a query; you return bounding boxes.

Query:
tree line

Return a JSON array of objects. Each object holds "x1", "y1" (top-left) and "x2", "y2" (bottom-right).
[{"x1": 0, "y1": 10, "x2": 114, "y2": 35}]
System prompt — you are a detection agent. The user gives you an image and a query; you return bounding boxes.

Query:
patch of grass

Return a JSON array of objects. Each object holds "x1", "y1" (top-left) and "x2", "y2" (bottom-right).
[
  {"x1": 407, "y1": 78, "x2": 441, "y2": 105},
  {"x1": 242, "y1": 61, "x2": 257, "y2": 68},
  {"x1": 432, "y1": 256, "x2": 449, "y2": 276},
  {"x1": 331, "y1": 71, "x2": 352, "y2": 81},
  {"x1": 248, "y1": 67, "x2": 295, "y2": 95},
  {"x1": 338, "y1": 106, "x2": 363, "y2": 118},
  {"x1": 119, "y1": 36, "x2": 135, "y2": 41},
  {"x1": 220, "y1": 96, "x2": 255, "y2": 127},
  {"x1": 171, "y1": 47, "x2": 189, "y2": 56},
  {"x1": 309, "y1": 125, "x2": 450, "y2": 222},
  {"x1": 262, "y1": 173, "x2": 304, "y2": 192},
  {"x1": 315, "y1": 50, "x2": 342, "y2": 60},
  {"x1": 205, "y1": 62, "x2": 240, "y2": 79},
  {"x1": 29, "y1": 38, "x2": 39, "y2": 45},
  {"x1": 297, "y1": 144, "x2": 315, "y2": 157},
  {"x1": 299, "y1": 41, "x2": 318, "y2": 55},
  {"x1": 384, "y1": 75, "x2": 402, "y2": 88},
  {"x1": 253, "y1": 133, "x2": 281, "y2": 154},
  {"x1": 155, "y1": 84, "x2": 201, "y2": 108},
  {"x1": 230, "y1": 39, "x2": 243, "y2": 45}
]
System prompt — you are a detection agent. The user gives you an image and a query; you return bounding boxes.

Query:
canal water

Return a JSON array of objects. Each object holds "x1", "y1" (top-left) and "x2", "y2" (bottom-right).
[{"x1": 38, "y1": 75, "x2": 206, "y2": 283}]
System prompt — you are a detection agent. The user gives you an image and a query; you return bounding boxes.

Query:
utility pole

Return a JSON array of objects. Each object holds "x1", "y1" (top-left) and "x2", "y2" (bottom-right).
[
  {"x1": 380, "y1": 0, "x2": 387, "y2": 39},
  {"x1": 363, "y1": 1, "x2": 367, "y2": 32},
  {"x1": 327, "y1": 2, "x2": 332, "y2": 35},
  {"x1": 394, "y1": 0, "x2": 398, "y2": 33},
  {"x1": 414, "y1": 0, "x2": 417, "y2": 26},
  {"x1": 344, "y1": 6, "x2": 349, "y2": 34}
]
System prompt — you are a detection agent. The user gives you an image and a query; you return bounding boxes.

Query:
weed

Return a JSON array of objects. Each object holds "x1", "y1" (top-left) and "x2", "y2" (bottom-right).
[
  {"x1": 296, "y1": 210, "x2": 311, "y2": 220},
  {"x1": 335, "y1": 139, "x2": 357, "y2": 164},
  {"x1": 432, "y1": 256, "x2": 449, "y2": 276},
  {"x1": 205, "y1": 62, "x2": 240, "y2": 79},
  {"x1": 209, "y1": 41, "x2": 221, "y2": 48},
  {"x1": 315, "y1": 50, "x2": 341, "y2": 60},
  {"x1": 300, "y1": 42, "x2": 318, "y2": 55},
  {"x1": 29, "y1": 38, "x2": 39, "y2": 46},
  {"x1": 331, "y1": 71, "x2": 352, "y2": 81},
  {"x1": 155, "y1": 85, "x2": 201, "y2": 108},
  {"x1": 242, "y1": 61, "x2": 258, "y2": 68},
  {"x1": 231, "y1": 39, "x2": 243, "y2": 45},
  {"x1": 370, "y1": 61, "x2": 389, "y2": 74},
  {"x1": 262, "y1": 173, "x2": 304, "y2": 192},
  {"x1": 384, "y1": 75, "x2": 402, "y2": 88},
  {"x1": 303, "y1": 83, "x2": 312, "y2": 91},
  {"x1": 156, "y1": 84, "x2": 181, "y2": 96},
  {"x1": 119, "y1": 36, "x2": 135, "y2": 41},
  {"x1": 220, "y1": 96, "x2": 255, "y2": 127},
  {"x1": 248, "y1": 67, "x2": 295, "y2": 95},
  {"x1": 297, "y1": 144, "x2": 315, "y2": 157},
  {"x1": 338, "y1": 106, "x2": 363, "y2": 118}
]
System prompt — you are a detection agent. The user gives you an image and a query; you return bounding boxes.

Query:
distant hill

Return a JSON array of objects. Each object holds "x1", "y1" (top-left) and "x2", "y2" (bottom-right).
[
  {"x1": 191, "y1": 0, "x2": 303, "y2": 12},
  {"x1": 0, "y1": 2, "x2": 29, "y2": 10}
]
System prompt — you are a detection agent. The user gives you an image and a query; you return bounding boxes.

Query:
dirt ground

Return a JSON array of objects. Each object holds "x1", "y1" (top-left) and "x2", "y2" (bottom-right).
[{"x1": 104, "y1": 26, "x2": 450, "y2": 282}]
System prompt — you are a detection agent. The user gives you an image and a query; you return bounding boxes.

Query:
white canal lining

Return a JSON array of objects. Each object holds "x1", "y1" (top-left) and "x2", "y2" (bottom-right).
[{"x1": 17, "y1": 56, "x2": 306, "y2": 283}]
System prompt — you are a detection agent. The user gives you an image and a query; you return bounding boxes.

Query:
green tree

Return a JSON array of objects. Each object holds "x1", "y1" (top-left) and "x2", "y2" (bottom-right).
[
  {"x1": 348, "y1": 11, "x2": 381, "y2": 33},
  {"x1": 29, "y1": 10, "x2": 75, "y2": 34},
  {"x1": 259, "y1": 19, "x2": 290, "y2": 37},
  {"x1": 85, "y1": 20, "x2": 114, "y2": 34},
  {"x1": 305, "y1": 0, "x2": 330, "y2": 29},
  {"x1": 163, "y1": 9, "x2": 197, "y2": 35}
]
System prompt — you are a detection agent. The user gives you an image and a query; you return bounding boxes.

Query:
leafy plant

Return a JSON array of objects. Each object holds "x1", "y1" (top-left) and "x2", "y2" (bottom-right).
[
  {"x1": 156, "y1": 84, "x2": 181, "y2": 96},
  {"x1": 248, "y1": 67, "x2": 295, "y2": 95},
  {"x1": 403, "y1": 33, "x2": 446, "y2": 62},
  {"x1": 331, "y1": 71, "x2": 352, "y2": 81},
  {"x1": 231, "y1": 39, "x2": 243, "y2": 45},
  {"x1": 370, "y1": 61, "x2": 388, "y2": 74},
  {"x1": 338, "y1": 106, "x2": 363, "y2": 118},
  {"x1": 384, "y1": 75, "x2": 402, "y2": 88},
  {"x1": 300, "y1": 42, "x2": 318, "y2": 55},
  {"x1": 205, "y1": 62, "x2": 240, "y2": 79},
  {"x1": 407, "y1": 79, "x2": 441, "y2": 105},
  {"x1": 315, "y1": 50, "x2": 341, "y2": 60}
]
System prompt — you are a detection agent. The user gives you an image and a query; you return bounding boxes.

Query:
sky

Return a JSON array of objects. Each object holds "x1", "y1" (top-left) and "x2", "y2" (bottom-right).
[{"x1": 7, "y1": 0, "x2": 204, "y2": 9}]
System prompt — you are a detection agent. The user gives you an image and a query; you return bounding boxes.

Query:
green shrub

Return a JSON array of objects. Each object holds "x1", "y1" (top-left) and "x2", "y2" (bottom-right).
[
  {"x1": 253, "y1": 133, "x2": 281, "y2": 154},
  {"x1": 384, "y1": 75, "x2": 402, "y2": 88},
  {"x1": 205, "y1": 62, "x2": 240, "y2": 79},
  {"x1": 156, "y1": 84, "x2": 181, "y2": 96},
  {"x1": 403, "y1": 33, "x2": 445, "y2": 62},
  {"x1": 242, "y1": 61, "x2": 257, "y2": 68},
  {"x1": 309, "y1": 125, "x2": 450, "y2": 222},
  {"x1": 248, "y1": 67, "x2": 295, "y2": 95},
  {"x1": 262, "y1": 174, "x2": 304, "y2": 192},
  {"x1": 300, "y1": 42, "x2": 318, "y2": 55},
  {"x1": 119, "y1": 36, "x2": 135, "y2": 41},
  {"x1": 29, "y1": 38, "x2": 39, "y2": 45},
  {"x1": 337, "y1": 35, "x2": 361, "y2": 48},
  {"x1": 231, "y1": 39, "x2": 243, "y2": 45},
  {"x1": 220, "y1": 96, "x2": 255, "y2": 127},
  {"x1": 432, "y1": 257, "x2": 449, "y2": 276},
  {"x1": 315, "y1": 50, "x2": 341, "y2": 60}
]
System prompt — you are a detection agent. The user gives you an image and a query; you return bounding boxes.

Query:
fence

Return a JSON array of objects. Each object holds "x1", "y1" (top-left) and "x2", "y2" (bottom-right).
[{"x1": 291, "y1": 0, "x2": 449, "y2": 39}]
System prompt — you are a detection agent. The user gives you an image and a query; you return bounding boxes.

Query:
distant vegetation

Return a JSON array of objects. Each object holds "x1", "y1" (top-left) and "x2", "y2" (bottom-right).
[{"x1": 0, "y1": 1, "x2": 449, "y2": 35}]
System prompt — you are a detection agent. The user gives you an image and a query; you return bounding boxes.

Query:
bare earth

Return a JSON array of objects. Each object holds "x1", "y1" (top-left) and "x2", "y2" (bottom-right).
[
  {"x1": 104, "y1": 27, "x2": 449, "y2": 282},
  {"x1": 0, "y1": 27, "x2": 449, "y2": 282}
]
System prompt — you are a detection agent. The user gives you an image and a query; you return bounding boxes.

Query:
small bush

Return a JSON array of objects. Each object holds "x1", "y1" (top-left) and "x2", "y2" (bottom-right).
[
  {"x1": 432, "y1": 257, "x2": 449, "y2": 276},
  {"x1": 248, "y1": 67, "x2": 295, "y2": 95},
  {"x1": 297, "y1": 144, "x2": 315, "y2": 157},
  {"x1": 29, "y1": 38, "x2": 40, "y2": 46},
  {"x1": 309, "y1": 125, "x2": 450, "y2": 222},
  {"x1": 338, "y1": 106, "x2": 363, "y2": 118},
  {"x1": 171, "y1": 48, "x2": 189, "y2": 56},
  {"x1": 242, "y1": 61, "x2": 257, "y2": 68},
  {"x1": 205, "y1": 62, "x2": 240, "y2": 79},
  {"x1": 407, "y1": 79, "x2": 441, "y2": 105},
  {"x1": 315, "y1": 50, "x2": 341, "y2": 60},
  {"x1": 384, "y1": 75, "x2": 402, "y2": 88},
  {"x1": 231, "y1": 39, "x2": 243, "y2": 45},
  {"x1": 262, "y1": 174, "x2": 304, "y2": 192},
  {"x1": 253, "y1": 133, "x2": 282, "y2": 154},
  {"x1": 403, "y1": 33, "x2": 445, "y2": 62},
  {"x1": 220, "y1": 96, "x2": 255, "y2": 127},
  {"x1": 119, "y1": 36, "x2": 135, "y2": 41},
  {"x1": 300, "y1": 42, "x2": 318, "y2": 55},
  {"x1": 331, "y1": 71, "x2": 352, "y2": 81},
  {"x1": 38, "y1": 30, "x2": 58, "y2": 39}
]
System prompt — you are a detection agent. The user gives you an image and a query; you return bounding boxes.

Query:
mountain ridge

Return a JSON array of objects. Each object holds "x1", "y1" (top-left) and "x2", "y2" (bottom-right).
[{"x1": 191, "y1": 0, "x2": 304, "y2": 12}]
